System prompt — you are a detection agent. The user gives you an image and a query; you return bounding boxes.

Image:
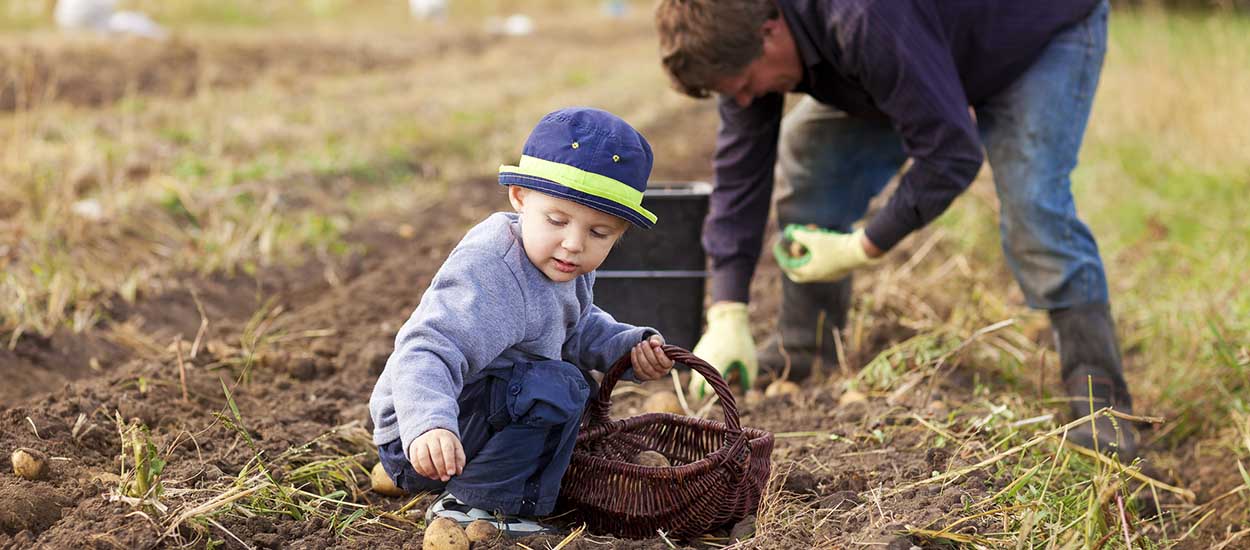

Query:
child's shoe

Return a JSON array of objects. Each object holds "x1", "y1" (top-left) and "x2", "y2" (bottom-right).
[{"x1": 425, "y1": 491, "x2": 558, "y2": 537}]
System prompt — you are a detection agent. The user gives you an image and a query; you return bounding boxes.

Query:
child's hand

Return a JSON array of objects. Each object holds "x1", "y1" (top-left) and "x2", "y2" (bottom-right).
[
  {"x1": 632, "y1": 334, "x2": 675, "y2": 381},
  {"x1": 408, "y1": 428, "x2": 465, "y2": 482}
]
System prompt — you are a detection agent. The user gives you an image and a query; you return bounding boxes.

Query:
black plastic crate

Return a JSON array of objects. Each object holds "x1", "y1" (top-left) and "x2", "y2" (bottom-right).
[{"x1": 595, "y1": 181, "x2": 711, "y2": 349}]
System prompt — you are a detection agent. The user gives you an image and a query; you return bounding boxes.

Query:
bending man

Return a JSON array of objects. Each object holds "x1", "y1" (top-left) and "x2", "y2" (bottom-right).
[{"x1": 655, "y1": 0, "x2": 1135, "y2": 457}]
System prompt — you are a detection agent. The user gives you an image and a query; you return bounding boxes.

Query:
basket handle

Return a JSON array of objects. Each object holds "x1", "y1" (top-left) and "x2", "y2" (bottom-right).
[{"x1": 587, "y1": 344, "x2": 741, "y2": 433}]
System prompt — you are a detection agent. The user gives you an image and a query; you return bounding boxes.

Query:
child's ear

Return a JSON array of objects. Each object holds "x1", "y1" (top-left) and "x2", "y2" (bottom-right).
[{"x1": 507, "y1": 185, "x2": 527, "y2": 212}]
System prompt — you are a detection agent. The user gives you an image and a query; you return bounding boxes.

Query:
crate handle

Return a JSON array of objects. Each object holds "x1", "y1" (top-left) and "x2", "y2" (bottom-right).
[{"x1": 587, "y1": 344, "x2": 741, "y2": 433}]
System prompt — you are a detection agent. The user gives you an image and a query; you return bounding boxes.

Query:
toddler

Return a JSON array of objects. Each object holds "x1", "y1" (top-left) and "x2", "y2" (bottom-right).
[{"x1": 369, "y1": 107, "x2": 674, "y2": 536}]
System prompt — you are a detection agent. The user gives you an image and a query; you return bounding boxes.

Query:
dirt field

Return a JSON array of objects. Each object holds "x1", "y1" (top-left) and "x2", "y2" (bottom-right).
[{"x1": 2, "y1": 5, "x2": 1248, "y2": 550}]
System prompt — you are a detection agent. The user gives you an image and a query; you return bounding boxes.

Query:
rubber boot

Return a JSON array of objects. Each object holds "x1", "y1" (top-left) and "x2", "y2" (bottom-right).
[
  {"x1": 1051, "y1": 302, "x2": 1138, "y2": 460},
  {"x1": 757, "y1": 276, "x2": 852, "y2": 381}
]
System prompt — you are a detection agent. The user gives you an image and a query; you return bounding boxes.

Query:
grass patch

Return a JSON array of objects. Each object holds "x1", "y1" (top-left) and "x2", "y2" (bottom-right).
[
  {"x1": 143, "y1": 381, "x2": 400, "y2": 547},
  {"x1": 0, "y1": 9, "x2": 687, "y2": 339},
  {"x1": 912, "y1": 12, "x2": 1250, "y2": 547}
]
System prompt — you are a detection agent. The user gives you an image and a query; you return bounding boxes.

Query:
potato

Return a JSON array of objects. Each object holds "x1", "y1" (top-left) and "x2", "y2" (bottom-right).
[
  {"x1": 788, "y1": 239, "x2": 806, "y2": 258},
  {"x1": 370, "y1": 462, "x2": 405, "y2": 497},
  {"x1": 838, "y1": 389, "x2": 867, "y2": 406},
  {"x1": 11, "y1": 448, "x2": 49, "y2": 481},
  {"x1": 633, "y1": 450, "x2": 671, "y2": 468},
  {"x1": 464, "y1": 519, "x2": 499, "y2": 542},
  {"x1": 764, "y1": 380, "x2": 800, "y2": 397},
  {"x1": 784, "y1": 224, "x2": 819, "y2": 258},
  {"x1": 423, "y1": 517, "x2": 469, "y2": 550},
  {"x1": 643, "y1": 392, "x2": 684, "y2": 415}
]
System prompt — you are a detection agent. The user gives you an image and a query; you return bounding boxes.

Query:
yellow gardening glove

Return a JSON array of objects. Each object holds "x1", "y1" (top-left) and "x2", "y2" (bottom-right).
[
  {"x1": 689, "y1": 302, "x2": 757, "y2": 399},
  {"x1": 773, "y1": 225, "x2": 880, "y2": 283}
]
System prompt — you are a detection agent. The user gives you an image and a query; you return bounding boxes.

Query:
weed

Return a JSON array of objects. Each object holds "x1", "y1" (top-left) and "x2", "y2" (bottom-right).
[
  {"x1": 112, "y1": 413, "x2": 168, "y2": 509},
  {"x1": 159, "y1": 379, "x2": 394, "y2": 545}
]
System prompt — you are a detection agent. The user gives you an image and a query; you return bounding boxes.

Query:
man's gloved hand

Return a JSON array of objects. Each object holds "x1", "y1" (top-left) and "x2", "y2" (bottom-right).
[
  {"x1": 689, "y1": 301, "x2": 757, "y2": 399},
  {"x1": 773, "y1": 225, "x2": 880, "y2": 283}
]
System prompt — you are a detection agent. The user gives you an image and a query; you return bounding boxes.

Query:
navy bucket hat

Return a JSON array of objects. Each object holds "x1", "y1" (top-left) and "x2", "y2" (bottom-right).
[{"x1": 499, "y1": 107, "x2": 656, "y2": 229}]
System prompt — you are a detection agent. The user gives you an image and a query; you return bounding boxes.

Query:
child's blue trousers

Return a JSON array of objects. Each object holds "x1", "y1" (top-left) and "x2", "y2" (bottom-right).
[{"x1": 377, "y1": 360, "x2": 592, "y2": 516}]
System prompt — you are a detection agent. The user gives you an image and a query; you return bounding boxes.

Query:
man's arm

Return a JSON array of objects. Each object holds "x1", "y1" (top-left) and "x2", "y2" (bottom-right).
[
  {"x1": 706, "y1": 92, "x2": 785, "y2": 304},
  {"x1": 842, "y1": 2, "x2": 986, "y2": 252}
]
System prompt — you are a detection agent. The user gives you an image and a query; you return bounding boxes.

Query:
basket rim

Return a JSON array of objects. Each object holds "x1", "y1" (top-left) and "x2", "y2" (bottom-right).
[
  {"x1": 590, "y1": 345, "x2": 744, "y2": 432},
  {"x1": 578, "y1": 411, "x2": 774, "y2": 444}
]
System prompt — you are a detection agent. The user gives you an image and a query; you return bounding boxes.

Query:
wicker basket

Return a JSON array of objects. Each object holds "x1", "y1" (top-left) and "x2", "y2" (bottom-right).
[{"x1": 558, "y1": 345, "x2": 774, "y2": 539}]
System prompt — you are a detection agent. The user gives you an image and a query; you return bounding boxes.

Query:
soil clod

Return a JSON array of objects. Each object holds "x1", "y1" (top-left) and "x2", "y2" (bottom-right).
[
  {"x1": 729, "y1": 514, "x2": 756, "y2": 541},
  {"x1": 0, "y1": 484, "x2": 66, "y2": 536}
]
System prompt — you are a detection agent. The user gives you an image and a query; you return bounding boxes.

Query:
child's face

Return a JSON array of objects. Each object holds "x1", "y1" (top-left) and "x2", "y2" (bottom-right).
[{"x1": 509, "y1": 186, "x2": 628, "y2": 282}]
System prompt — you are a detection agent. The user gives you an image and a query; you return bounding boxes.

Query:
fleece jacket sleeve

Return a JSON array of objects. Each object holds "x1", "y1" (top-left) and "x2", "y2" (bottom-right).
[
  {"x1": 386, "y1": 248, "x2": 528, "y2": 454},
  {"x1": 564, "y1": 302, "x2": 656, "y2": 375}
]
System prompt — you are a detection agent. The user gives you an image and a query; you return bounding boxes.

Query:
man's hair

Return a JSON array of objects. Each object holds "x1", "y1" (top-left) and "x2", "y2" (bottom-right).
[{"x1": 654, "y1": 0, "x2": 779, "y2": 99}]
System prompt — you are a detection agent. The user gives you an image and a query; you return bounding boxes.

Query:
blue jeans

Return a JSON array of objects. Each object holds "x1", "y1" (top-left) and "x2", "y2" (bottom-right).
[
  {"x1": 377, "y1": 360, "x2": 591, "y2": 516},
  {"x1": 776, "y1": 1, "x2": 1111, "y2": 310}
]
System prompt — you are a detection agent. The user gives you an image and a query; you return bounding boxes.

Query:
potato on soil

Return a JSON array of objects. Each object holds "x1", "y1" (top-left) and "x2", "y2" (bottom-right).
[
  {"x1": 464, "y1": 519, "x2": 498, "y2": 542},
  {"x1": 423, "y1": 516, "x2": 469, "y2": 550},
  {"x1": 11, "y1": 448, "x2": 49, "y2": 481},
  {"x1": 370, "y1": 462, "x2": 405, "y2": 497},
  {"x1": 633, "y1": 450, "x2": 671, "y2": 468},
  {"x1": 764, "y1": 380, "x2": 800, "y2": 397},
  {"x1": 643, "y1": 391, "x2": 684, "y2": 415},
  {"x1": 838, "y1": 389, "x2": 867, "y2": 406}
]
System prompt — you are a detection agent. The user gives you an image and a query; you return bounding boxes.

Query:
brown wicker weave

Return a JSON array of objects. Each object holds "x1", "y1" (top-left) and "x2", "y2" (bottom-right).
[{"x1": 558, "y1": 345, "x2": 774, "y2": 539}]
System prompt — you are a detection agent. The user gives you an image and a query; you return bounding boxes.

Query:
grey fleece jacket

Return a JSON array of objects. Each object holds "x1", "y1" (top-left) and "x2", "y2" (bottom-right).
[{"x1": 369, "y1": 212, "x2": 654, "y2": 453}]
